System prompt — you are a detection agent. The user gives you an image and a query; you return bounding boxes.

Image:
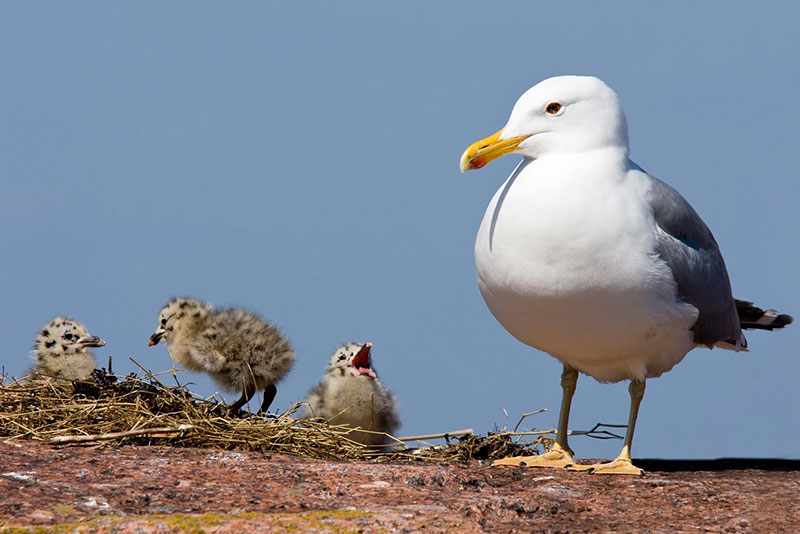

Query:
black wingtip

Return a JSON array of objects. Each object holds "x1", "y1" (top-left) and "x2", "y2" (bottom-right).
[{"x1": 735, "y1": 299, "x2": 793, "y2": 331}]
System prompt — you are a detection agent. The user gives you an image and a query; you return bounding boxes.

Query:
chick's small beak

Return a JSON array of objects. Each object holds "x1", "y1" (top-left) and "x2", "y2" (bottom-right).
[
  {"x1": 79, "y1": 336, "x2": 106, "y2": 348},
  {"x1": 459, "y1": 129, "x2": 531, "y2": 172},
  {"x1": 351, "y1": 342, "x2": 377, "y2": 378},
  {"x1": 148, "y1": 332, "x2": 164, "y2": 346}
]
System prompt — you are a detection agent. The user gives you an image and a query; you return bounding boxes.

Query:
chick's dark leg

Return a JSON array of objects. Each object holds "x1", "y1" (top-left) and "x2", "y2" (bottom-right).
[
  {"x1": 258, "y1": 383, "x2": 278, "y2": 414},
  {"x1": 227, "y1": 383, "x2": 257, "y2": 416}
]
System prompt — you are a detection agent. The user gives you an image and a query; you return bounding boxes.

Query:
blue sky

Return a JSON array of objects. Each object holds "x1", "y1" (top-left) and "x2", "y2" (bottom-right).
[{"x1": 1, "y1": 2, "x2": 798, "y2": 460}]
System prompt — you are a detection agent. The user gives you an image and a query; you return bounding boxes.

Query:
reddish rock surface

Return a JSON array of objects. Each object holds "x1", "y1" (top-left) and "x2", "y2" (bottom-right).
[{"x1": 1, "y1": 440, "x2": 798, "y2": 533}]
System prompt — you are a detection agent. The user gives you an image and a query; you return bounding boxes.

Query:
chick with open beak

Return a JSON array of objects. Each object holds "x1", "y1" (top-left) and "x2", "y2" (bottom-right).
[{"x1": 301, "y1": 342, "x2": 400, "y2": 446}]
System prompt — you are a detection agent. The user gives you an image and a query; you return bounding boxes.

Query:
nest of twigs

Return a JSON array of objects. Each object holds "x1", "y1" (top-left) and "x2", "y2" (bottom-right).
[{"x1": 0, "y1": 366, "x2": 552, "y2": 463}]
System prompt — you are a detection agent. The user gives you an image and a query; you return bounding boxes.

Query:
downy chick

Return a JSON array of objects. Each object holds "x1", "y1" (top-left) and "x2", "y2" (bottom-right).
[
  {"x1": 30, "y1": 317, "x2": 104, "y2": 380},
  {"x1": 303, "y1": 342, "x2": 400, "y2": 445},
  {"x1": 147, "y1": 297, "x2": 295, "y2": 414}
]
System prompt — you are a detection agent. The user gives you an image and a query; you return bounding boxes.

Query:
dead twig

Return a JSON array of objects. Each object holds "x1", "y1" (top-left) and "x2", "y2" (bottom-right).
[
  {"x1": 50, "y1": 424, "x2": 195, "y2": 444},
  {"x1": 395, "y1": 429, "x2": 474, "y2": 443},
  {"x1": 513, "y1": 409, "x2": 548, "y2": 433}
]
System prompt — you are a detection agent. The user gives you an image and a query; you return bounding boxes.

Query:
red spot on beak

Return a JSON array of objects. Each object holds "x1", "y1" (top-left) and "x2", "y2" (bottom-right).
[{"x1": 471, "y1": 157, "x2": 487, "y2": 169}]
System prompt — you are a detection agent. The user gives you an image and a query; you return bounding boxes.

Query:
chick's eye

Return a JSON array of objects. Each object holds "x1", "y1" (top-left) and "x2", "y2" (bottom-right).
[
  {"x1": 161, "y1": 318, "x2": 167, "y2": 326},
  {"x1": 546, "y1": 102, "x2": 562, "y2": 115},
  {"x1": 63, "y1": 333, "x2": 73, "y2": 340}
]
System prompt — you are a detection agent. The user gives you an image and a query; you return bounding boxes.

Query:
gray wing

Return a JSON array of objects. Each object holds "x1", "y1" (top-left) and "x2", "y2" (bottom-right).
[{"x1": 642, "y1": 169, "x2": 743, "y2": 348}]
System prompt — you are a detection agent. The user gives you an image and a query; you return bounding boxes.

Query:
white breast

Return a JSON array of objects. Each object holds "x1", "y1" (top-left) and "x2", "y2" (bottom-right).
[{"x1": 474, "y1": 153, "x2": 698, "y2": 382}]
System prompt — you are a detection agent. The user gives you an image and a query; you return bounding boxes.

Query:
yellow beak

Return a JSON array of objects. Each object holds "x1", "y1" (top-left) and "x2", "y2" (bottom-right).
[{"x1": 459, "y1": 129, "x2": 530, "y2": 173}]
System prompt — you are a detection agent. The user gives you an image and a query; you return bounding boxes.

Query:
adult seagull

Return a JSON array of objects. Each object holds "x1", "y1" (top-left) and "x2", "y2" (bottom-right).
[{"x1": 460, "y1": 75, "x2": 792, "y2": 475}]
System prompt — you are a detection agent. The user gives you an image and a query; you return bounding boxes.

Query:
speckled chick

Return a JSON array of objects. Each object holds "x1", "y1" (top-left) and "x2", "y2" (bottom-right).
[
  {"x1": 30, "y1": 317, "x2": 104, "y2": 380},
  {"x1": 302, "y1": 342, "x2": 400, "y2": 445},
  {"x1": 147, "y1": 297, "x2": 295, "y2": 414}
]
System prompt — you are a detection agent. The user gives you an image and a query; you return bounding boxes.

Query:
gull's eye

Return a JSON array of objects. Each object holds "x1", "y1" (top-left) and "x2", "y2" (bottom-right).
[
  {"x1": 161, "y1": 318, "x2": 168, "y2": 326},
  {"x1": 63, "y1": 332, "x2": 73, "y2": 340},
  {"x1": 546, "y1": 102, "x2": 563, "y2": 115}
]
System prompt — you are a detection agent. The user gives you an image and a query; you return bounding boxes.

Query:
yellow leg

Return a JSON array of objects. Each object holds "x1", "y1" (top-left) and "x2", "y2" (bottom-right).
[
  {"x1": 493, "y1": 364, "x2": 578, "y2": 468},
  {"x1": 569, "y1": 379, "x2": 645, "y2": 476}
]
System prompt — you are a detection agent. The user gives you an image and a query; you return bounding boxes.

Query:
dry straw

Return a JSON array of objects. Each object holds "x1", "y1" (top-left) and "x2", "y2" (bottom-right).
[
  {"x1": 0, "y1": 361, "x2": 554, "y2": 463},
  {"x1": 1, "y1": 360, "x2": 619, "y2": 462}
]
